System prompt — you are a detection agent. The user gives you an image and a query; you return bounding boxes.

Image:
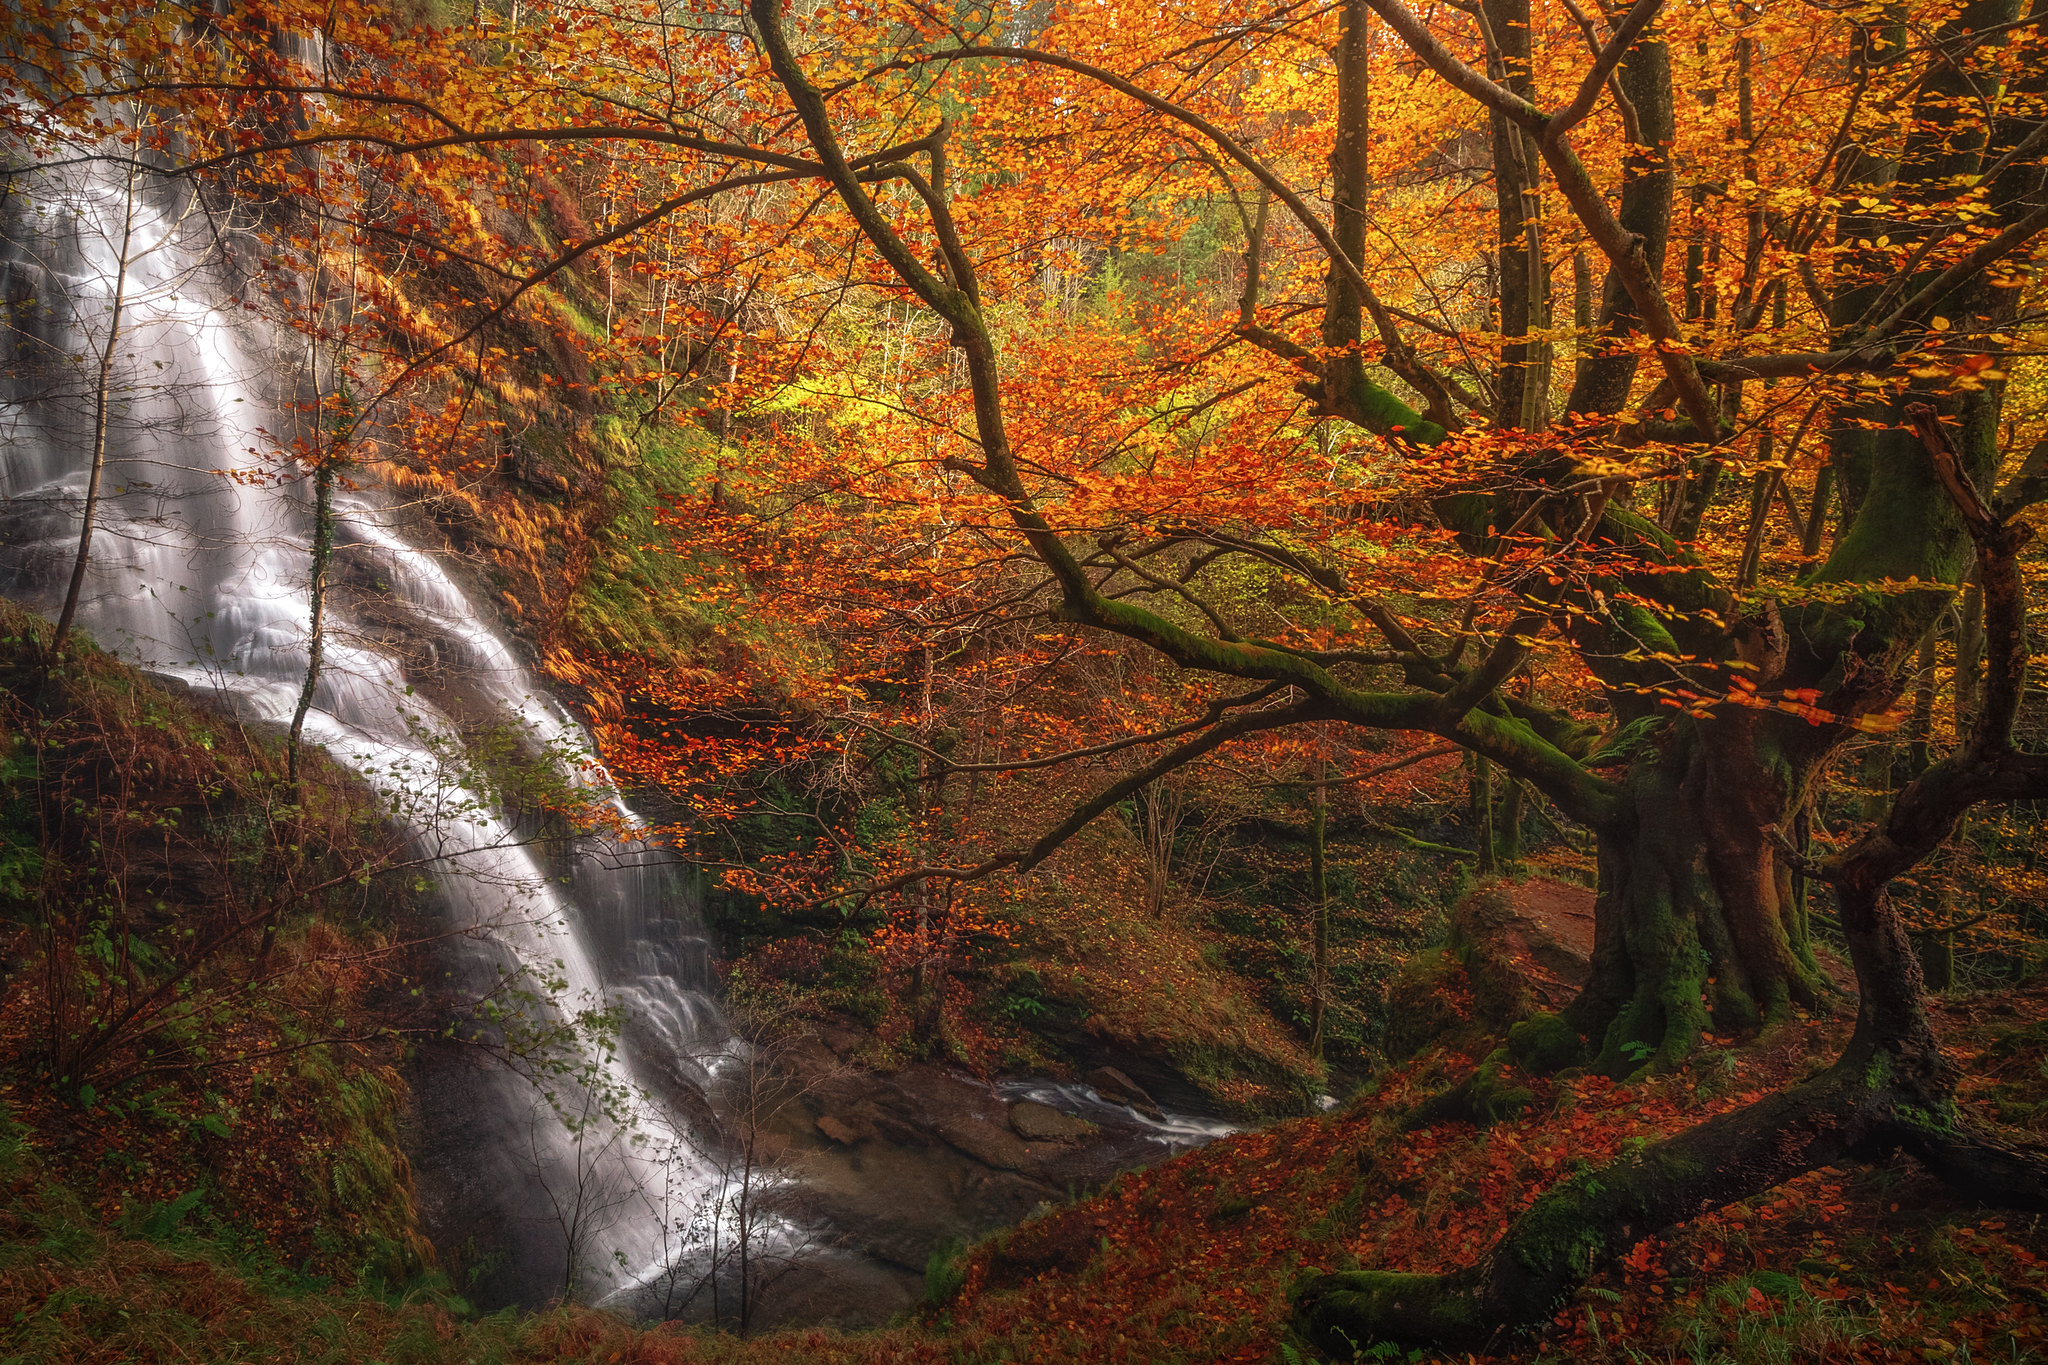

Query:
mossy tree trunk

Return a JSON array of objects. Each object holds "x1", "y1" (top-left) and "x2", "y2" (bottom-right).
[
  {"x1": 1307, "y1": 836, "x2": 2045, "y2": 1351},
  {"x1": 1567, "y1": 721, "x2": 1831, "y2": 1075},
  {"x1": 1495, "y1": 779, "x2": 1525, "y2": 869},
  {"x1": 1469, "y1": 754, "x2": 1497, "y2": 876},
  {"x1": 1297, "y1": 399, "x2": 2048, "y2": 1352},
  {"x1": 286, "y1": 457, "x2": 333, "y2": 791}
]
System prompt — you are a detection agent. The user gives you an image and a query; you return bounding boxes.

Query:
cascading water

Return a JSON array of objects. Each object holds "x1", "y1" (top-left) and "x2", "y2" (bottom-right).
[
  {"x1": 0, "y1": 133, "x2": 737, "y2": 1308},
  {"x1": 2, "y1": 85, "x2": 1252, "y2": 1332}
]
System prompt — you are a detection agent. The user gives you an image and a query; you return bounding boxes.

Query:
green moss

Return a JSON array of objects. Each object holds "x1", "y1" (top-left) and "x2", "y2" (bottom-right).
[
  {"x1": 1468, "y1": 1052, "x2": 1537, "y2": 1125},
  {"x1": 1405, "y1": 1047, "x2": 1536, "y2": 1130},
  {"x1": 534, "y1": 285, "x2": 606, "y2": 345},
  {"x1": 1590, "y1": 878, "x2": 1710, "y2": 1078},
  {"x1": 1892, "y1": 1100, "x2": 1960, "y2": 1140},
  {"x1": 564, "y1": 417, "x2": 725, "y2": 660},
  {"x1": 1338, "y1": 369, "x2": 1449, "y2": 446},
  {"x1": 1292, "y1": 1267, "x2": 1487, "y2": 1356},
  {"x1": 1507, "y1": 1012, "x2": 1583, "y2": 1074},
  {"x1": 1509, "y1": 1177, "x2": 1611, "y2": 1278}
]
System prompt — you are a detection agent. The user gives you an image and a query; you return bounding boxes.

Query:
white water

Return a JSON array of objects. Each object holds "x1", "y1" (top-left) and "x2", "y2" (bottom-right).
[
  {"x1": 995, "y1": 1080, "x2": 1240, "y2": 1149},
  {"x1": 0, "y1": 138, "x2": 732, "y2": 1305}
]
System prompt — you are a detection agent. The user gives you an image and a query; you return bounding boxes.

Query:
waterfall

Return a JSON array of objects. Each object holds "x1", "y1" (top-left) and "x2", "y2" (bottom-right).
[{"x1": 0, "y1": 132, "x2": 735, "y2": 1307}]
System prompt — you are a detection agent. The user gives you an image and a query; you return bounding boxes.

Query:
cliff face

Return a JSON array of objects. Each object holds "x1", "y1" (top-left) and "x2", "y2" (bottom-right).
[{"x1": 335, "y1": 171, "x2": 728, "y2": 704}]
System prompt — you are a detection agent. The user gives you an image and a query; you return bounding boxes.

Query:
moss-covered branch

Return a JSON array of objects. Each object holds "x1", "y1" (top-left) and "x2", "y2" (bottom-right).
[{"x1": 1294, "y1": 1058, "x2": 1884, "y2": 1352}]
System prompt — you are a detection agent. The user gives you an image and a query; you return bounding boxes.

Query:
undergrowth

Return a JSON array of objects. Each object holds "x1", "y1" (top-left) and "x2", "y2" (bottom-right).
[{"x1": 0, "y1": 600, "x2": 438, "y2": 1291}]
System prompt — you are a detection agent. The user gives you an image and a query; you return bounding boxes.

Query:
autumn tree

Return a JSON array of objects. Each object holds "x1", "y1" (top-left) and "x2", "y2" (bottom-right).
[
  {"x1": 724, "y1": 0, "x2": 2048, "y2": 1346},
  {"x1": 12, "y1": 0, "x2": 2048, "y2": 1349}
]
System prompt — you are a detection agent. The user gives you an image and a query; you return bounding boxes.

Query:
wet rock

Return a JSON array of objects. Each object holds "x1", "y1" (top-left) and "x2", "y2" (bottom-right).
[
  {"x1": 1085, "y1": 1066, "x2": 1162, "y2": 1119},
  {"x1": 935, "y1": 1115, "x2": 1033, "y2": 1171},
  {"x1": 815, "y1": 1020, "x2": 866, "y2": 1058},
  {"x1": 815, "y1": 1114, "x2": 864, "y2": 1146},
  {"x1": 870, "y1": 1112, "x2": 930, "y2": 1148},
  {"x1": 1008, "y1": 1099, "x2": 1093, "y2": 1143},
  {"x1": 781, "y1": 1035, "x2": 843, "y2": 1081}
]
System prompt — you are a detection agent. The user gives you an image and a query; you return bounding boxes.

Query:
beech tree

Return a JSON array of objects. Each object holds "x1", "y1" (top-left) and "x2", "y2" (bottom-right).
[{"x1": 728, "y1": 0, "x2": 2048, "y2": 1346}]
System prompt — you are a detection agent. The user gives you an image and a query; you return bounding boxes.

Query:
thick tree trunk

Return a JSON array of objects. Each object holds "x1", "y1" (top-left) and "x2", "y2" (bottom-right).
[{"x1": 1566, "y1": 724, "x2": 1829, "y2": 1075}]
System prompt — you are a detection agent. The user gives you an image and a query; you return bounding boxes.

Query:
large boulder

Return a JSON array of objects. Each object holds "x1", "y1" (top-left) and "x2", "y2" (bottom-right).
[
  {"x1": 1385, "y1": 880, "x2": 1593, "y2": 1058},
  {"x1": 1384, "y1": 948, "x2": 1477, "y2": 1059},
  {"x1": 814, "y1": 1113, "x2": 867, "y2": 1146},
  {"x1": 935, "y1": 1115, "x2": 1034, "y2": 1171}
]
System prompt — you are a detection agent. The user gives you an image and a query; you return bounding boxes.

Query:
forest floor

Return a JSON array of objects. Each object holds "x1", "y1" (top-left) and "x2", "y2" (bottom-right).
[{"x1": 10, "y1": 891, "x2": 2048, "y2": 1363}]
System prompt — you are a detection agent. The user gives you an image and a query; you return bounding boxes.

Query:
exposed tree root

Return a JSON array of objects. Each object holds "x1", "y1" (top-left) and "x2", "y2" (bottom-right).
[{"x1": 1294, "y1": 1045, "x2": 2048, "y2": 1353}]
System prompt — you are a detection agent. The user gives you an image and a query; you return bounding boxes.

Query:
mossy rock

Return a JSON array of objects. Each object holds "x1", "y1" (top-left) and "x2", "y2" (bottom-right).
[
  {"x1": 1384, "y1": 949, "x2": 1475, "y2": 1059},
  {"x1": 1507, "y1": 1012, "x2": 1582, "y2": 1074},
  {"x1": 1445, "y1": 886, "x2": 1518, "y2": 958},
  {"x1": 1447, "y1": 887, "x2": 1536, "y2": 1027}
]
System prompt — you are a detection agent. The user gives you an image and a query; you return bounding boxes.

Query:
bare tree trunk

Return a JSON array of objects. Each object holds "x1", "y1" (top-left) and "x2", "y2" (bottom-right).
[
  {"x1": 1563, "y1": 15, "x2": 1674, "y2": 417},
  {"x1": 1470, "y1": 754, "x2": 1497, "y2": 875},
  {"x1": 1497, "y1": 779, "x2": 1526, "y2": 868},
  {"x1": 53, "y1": 149, "x2": 143, "y2": 654},
  {"x1": 1483, "y1": 0, "x2": 1550, "y2": 430},
  {"x1": 1308, "y1": 771, "x2": 1330, "y2": 1061},
  {"x1": 1907, "y1": 631, "x2": 1937, "y2": 777},
  {"x1": 286, "y1": 459, "x2": 333, "y2": 789},
  {"x1": 736, "y1": 1137, "x2": 755, "y2": 1331},
  {"x1": 1570, "y1": 249, "x2": 1592, "y2": 386},
  {"x1": 1955, "y1": 571, "x2": 1985, "y2": 733},
  {"x1": 1801, "y1": 461, "x2": 1837, "y2": 558}
]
